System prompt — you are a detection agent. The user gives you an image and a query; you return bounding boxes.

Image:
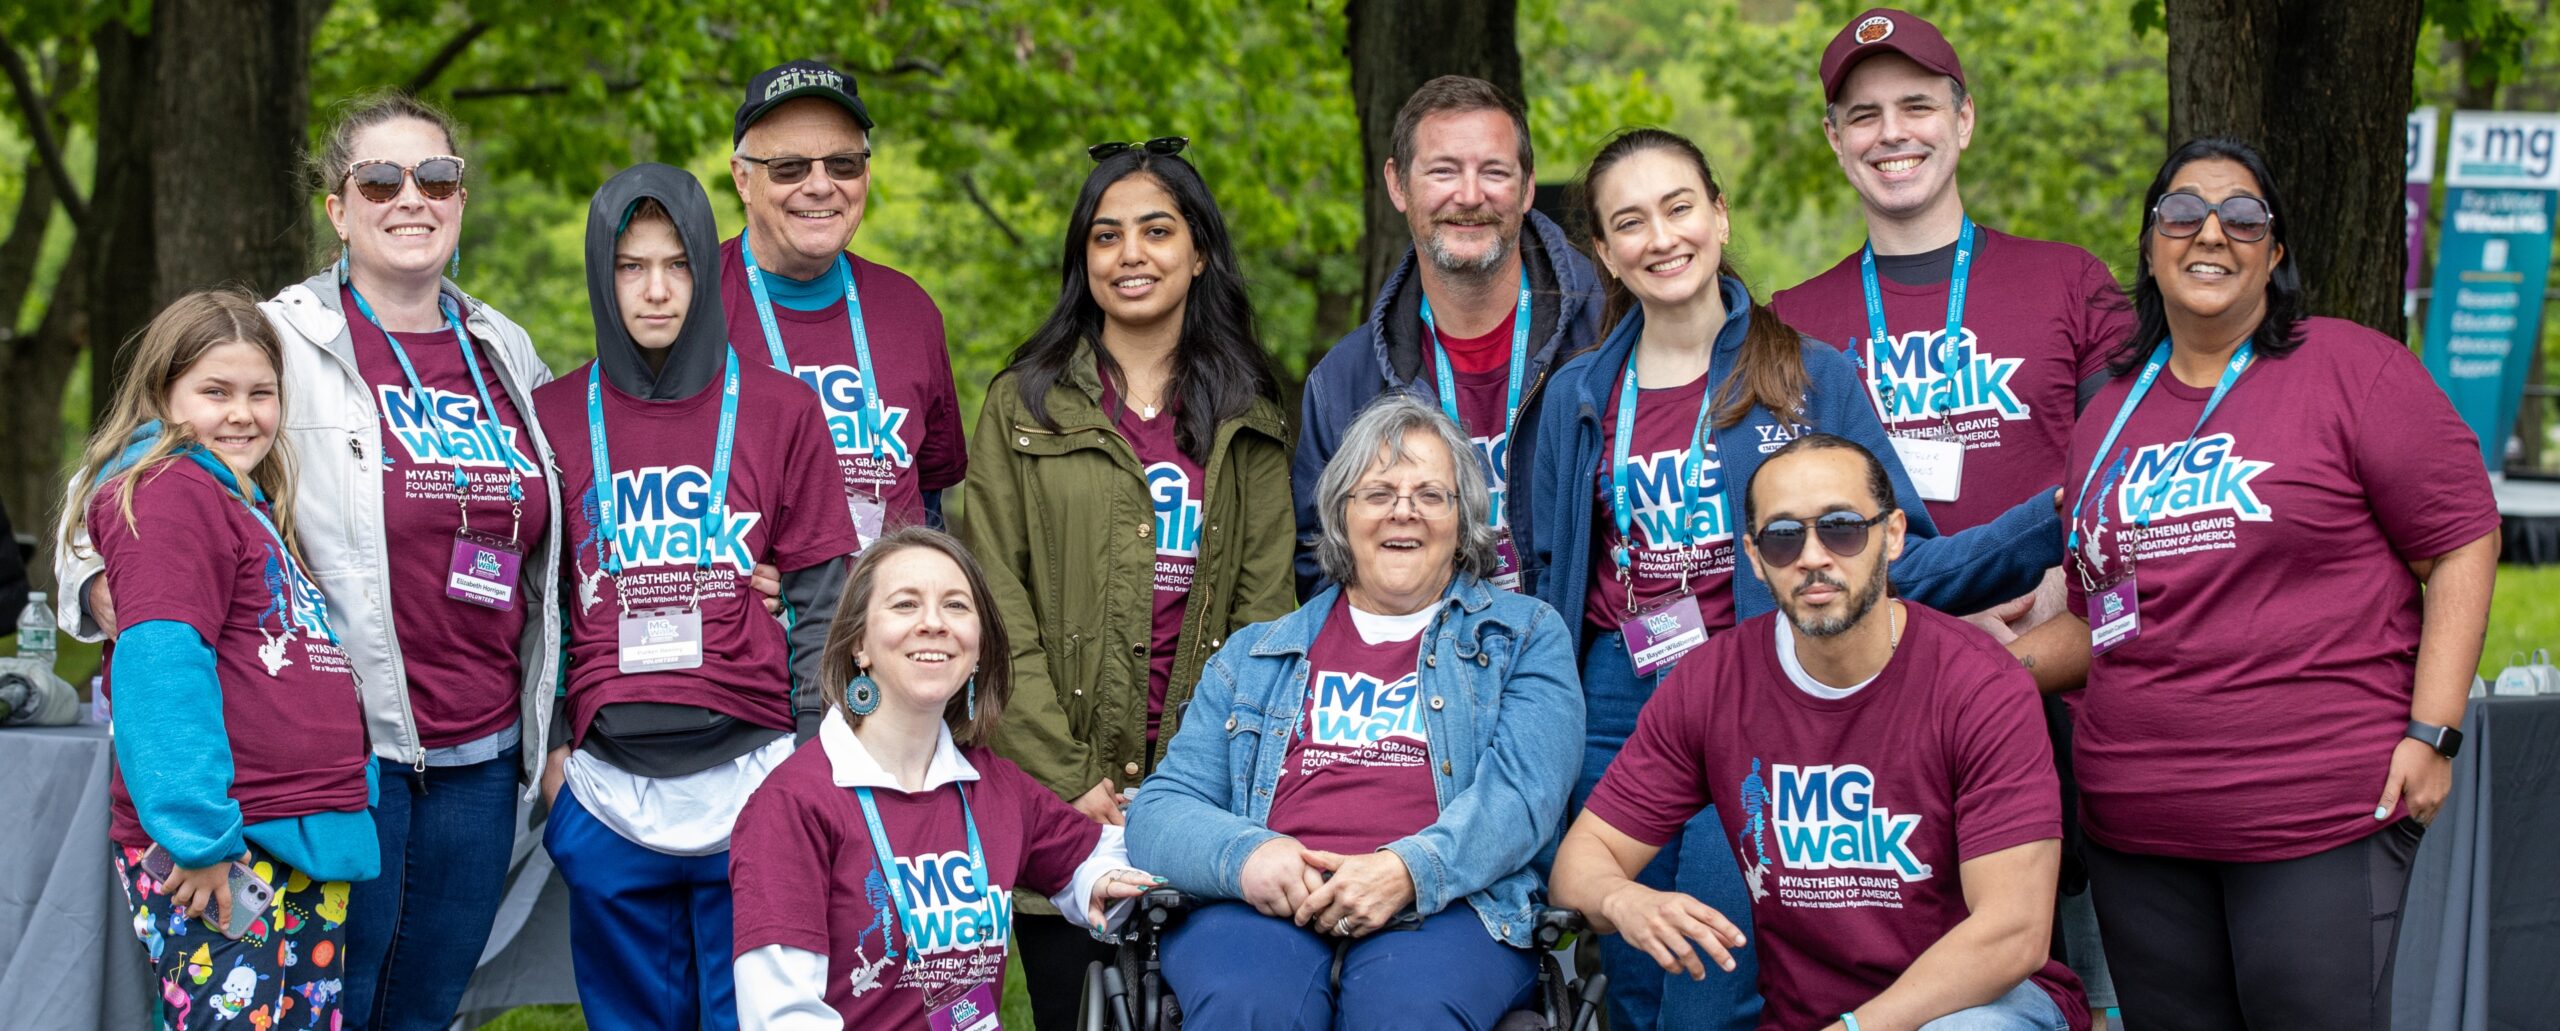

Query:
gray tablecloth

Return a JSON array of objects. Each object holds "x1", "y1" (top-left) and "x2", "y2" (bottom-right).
[
  {"x1": 0, "y1": 723, "x2": 153, "y2": 1029},
  {"x1": 2394, "y1": 693, "x2": 2560, "y2": 1030},
  {"x1": 20, "y1": 696, "x2": 2559, "y2": 1030}
]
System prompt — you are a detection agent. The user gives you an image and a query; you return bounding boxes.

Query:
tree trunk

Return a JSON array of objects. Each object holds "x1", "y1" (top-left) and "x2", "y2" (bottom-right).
[
  {"x1": 2166, "y1": 0, "x2": 2421, "y2": 337},
  {"x1": 1344, "y1": 0, "x2": 1523, "y2": 306},
  {"x1": 150, "y1": 0, "x2": 333, "y2": 304},
  {"x1": 85, "y1": 21, "x2": 160, "y2": 431}
]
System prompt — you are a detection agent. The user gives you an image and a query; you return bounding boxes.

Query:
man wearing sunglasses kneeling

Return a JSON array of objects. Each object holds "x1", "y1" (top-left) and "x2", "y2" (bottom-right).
[
  {"x1": 1553, "y1": 433, "x2": 2090, "y2": 1031},
  {"x1": 722, "y1": 59, "x2": 968, "y2": 553}
]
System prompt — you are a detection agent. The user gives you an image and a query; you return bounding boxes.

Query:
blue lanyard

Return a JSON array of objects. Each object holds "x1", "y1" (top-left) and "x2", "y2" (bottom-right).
[
  {"x1": 184, "y1": 449, "x2": 341, "y2": 648},
  {"x1": 2066, "y1": 340, "x2": 2255, "y2": 545},
  {"x1": 1607, "y1": 346, "x2": 1720, "y2": 575},
  {"x1": 856, "y1": 782, "x2": 992, "y2": 963},
  {"x1": 1855, "y1": 217, "x2": 1974, "y2": 421},
  {"x1": 1419, "y1": 267, "x2": 1532, "y2": 522},
  {"x1": 584, "y1": 349, "x2": 742, "y2": 584},
  {"x1": 345, "y1": 283, "x2": 526, "y2": 524},
  {"x1": 739, "y1": 232, "x2": 889, "y2": 464}
]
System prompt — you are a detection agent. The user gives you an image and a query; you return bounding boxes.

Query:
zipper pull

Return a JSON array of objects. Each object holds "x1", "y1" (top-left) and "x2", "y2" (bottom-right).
[{"x1": 349, "y1": 433, "x2": 366, "y2": 463}]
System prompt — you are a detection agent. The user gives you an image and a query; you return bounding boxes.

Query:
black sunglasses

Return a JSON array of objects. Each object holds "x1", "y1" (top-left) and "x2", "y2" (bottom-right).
[
  {"x1": 346, "y1": 157, "x2": 466, "y2": 203},
  {"x1": 738, "y1": 151, "x2": 872, "y2": 185},
  {"x1": 1750, "y1": 510, "x2": 1892, "y2": 567},
  {"x1": 2153, "y1": 192, "x2": 2272, "y2": 243},
  {"x1": 1088, "y1": 136, "x2": 1189, "y2": 162}
]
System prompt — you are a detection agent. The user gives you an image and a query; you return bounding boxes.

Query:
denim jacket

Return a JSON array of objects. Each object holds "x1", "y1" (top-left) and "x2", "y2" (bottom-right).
[
  {"x1": 1126, "y1": 574, "x2": 1583, "y2": 948},
  {"x1": 1525, "y1": 276, "x2": 2061, "y2": 645}
]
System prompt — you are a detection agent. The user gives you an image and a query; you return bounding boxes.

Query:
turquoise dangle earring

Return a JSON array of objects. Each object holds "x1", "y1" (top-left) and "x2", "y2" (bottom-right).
[
  {"x1": 965, "y1": 668, "x2": 979, "y2": 721},
  {"x1": 846, "y1": 664, "x2": 880, "y2": 717},
  {"x1": 449, "y1": 242, "x2": 461, "y2": 279}
]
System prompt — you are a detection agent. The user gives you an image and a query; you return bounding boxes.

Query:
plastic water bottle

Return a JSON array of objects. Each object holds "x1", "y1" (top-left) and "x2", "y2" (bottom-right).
[{"x1": 16, "y1": 592, "x2": 56, "y2": 670}]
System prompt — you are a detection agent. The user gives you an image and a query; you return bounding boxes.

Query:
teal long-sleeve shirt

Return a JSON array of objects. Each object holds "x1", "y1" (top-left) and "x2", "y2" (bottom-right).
[{"x1": 113, "y1": 619, "x2": 379, "y2": 882}]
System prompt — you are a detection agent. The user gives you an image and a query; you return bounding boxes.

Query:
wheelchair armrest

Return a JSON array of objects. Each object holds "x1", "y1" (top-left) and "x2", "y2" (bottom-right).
[
  {"x1": 1139, "y1": 887, "x2": 1208, "y2": 930},
  {"x1": 1531, "y1": 906, "x2": 1588, "y2": 949}
]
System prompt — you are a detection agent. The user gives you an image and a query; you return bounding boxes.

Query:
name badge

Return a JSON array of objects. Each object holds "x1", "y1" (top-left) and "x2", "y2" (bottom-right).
[
  {"x1": 926, "y1": 982, "x2": 1001, "y2": 1031},
  {"x1": 446, "y1": 529, "x2": 524, "y2": 610},
  {"x1": 850, "y1": 495, "x2": 887, "y2": 555},
  {"x1": 1619, "y1": 593, "x2": 1706, "y2": 677},
  {"x1": 1491, "y1": 529, "x2": 1523, "y2": 593},
  {"x1": 618, "y1": 607, "x2": 704, "y2": 673},
  {"x1": 2090, "y1": 577, "x2": 2140, "y2": 655},
  {"x1": 1891, "y1": 435, "x2": 1965, "y2": 503}
]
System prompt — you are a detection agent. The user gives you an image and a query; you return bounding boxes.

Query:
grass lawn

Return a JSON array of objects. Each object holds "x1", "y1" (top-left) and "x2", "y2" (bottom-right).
[
  {"x1": 2482, "y1": 564, "x2": 2560, "y2": 678},
  {"x1": 334, "y1": 568, "x2": 2560, "y2": 1030}
]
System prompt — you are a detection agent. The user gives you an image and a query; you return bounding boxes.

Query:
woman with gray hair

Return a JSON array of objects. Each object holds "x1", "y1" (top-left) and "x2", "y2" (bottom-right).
[{"x1": 1126, "y1": 394, "x2": 1582, "y2": 1028}]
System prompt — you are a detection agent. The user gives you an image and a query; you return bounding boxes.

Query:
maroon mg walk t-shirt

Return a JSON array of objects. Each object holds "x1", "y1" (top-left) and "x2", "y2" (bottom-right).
[
  {"x1": 1106, "y1": 386, "x2": 1202, "y2": 738},
  {"x1": 345, "y1": 299, "x2": 551, "y2": 747},
  {"x1": 531, "y1": 362, "x2": 864, "y2": 744},
  {"x1": 1264, "y1": 597, "x2": 1439, "y2": 855},
  {"x1": 95, "y1": 460, "x2": 371, "y2": 847},
  {"x1": 1583, "y1": 370, "x2": 1738, "y2": 634},
  {"x1": 719, "y1": 239, "x2": 968, "y2": 533},
  {"x1": 2062, "y1": 318, "x2": 2498, "y2": 862},
  {"x1": 1585, "y1": 606, "x2": 2086, "y2": 1031},
  {"x1": 1419, "y1": 308, "x2": 1522, "y2": 529},
  {"x1": 1772, "y1": 226, "x2": 2133, "y2": 532},
  {"x1": 729, "y1": 735, "x2": 1101, "y2": 1027}
]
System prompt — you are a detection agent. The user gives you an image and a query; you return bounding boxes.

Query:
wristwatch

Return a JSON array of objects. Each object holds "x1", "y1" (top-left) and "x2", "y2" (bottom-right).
[{"x1": 2405, "y1": 719, "x2": 2463, "y2": 758}]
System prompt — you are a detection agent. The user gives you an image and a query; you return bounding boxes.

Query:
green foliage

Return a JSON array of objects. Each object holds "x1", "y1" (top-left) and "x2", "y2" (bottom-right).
[
  {"x1": 2424, "y1": 0, "x2": 2532, "y2": 97},
  {"x1": 301, "y1": 0, "x2": 1378, "y2": 411},
  {"x1": 1528, "y1": 0, "x2": 2168, "y2": 295}
]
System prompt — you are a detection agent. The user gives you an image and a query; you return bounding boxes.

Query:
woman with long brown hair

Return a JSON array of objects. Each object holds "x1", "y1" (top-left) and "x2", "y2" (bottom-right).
[{"x1": 1523, "y1": 128, "x2": 2061, "y2": 1031}]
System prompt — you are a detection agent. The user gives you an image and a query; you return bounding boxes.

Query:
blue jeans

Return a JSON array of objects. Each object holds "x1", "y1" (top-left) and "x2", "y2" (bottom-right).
[
  {"x1": 543, "y1": 784, "x2": 739, "y2": 1031},
  {"x1": 1160, "y1": 902, "x2": 1538, "y2": 1030},
  {"x1": 1917, "y1": 979, "x2": 2072, "y2": 1030},
  {"x1": 1579, "y1": 632, "x2": 1760, "y2": 1031},
  {"x1": 341, "y1": 748, "x2": 519, "y2": 1031}
]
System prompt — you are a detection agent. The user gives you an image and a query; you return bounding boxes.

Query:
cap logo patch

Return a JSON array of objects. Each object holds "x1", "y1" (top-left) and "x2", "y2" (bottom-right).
[
  {"x1": 1855, "y1": 16, "x2": 1895, "y2": 44},
  {"x1": 764, "y1": 68, "x2": 844, "y2": 101}
]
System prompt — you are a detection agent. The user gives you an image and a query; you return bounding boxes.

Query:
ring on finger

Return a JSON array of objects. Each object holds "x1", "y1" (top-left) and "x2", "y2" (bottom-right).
[{"x1": 1335, "y1": 916, "x2": 1352, "y2": 935}]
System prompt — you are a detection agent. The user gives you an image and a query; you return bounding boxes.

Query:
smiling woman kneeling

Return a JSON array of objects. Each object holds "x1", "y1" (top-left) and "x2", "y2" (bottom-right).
[
  {"x1": 728, "y1": 527, "x2": 1158, "y2": 1030},
  {"x1": 1126, "y1": 395, "x2": 1583, "y2": 1031}
]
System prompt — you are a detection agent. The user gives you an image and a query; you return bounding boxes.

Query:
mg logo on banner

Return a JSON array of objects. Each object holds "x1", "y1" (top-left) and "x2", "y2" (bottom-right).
[{"x1": 2424, "y1": 110, "x2": 2560, "y2": 470}]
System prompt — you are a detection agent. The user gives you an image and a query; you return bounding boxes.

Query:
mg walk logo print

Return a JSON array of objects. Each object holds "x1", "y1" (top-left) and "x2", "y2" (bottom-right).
[
  {"x1": 1148, "y1": 462, "x2": 1201, "y2": 558},
  {"x1": 1309, "y1": 670, "x2": 1426, "y2": 756},
  {"x1": 1621, "y1": 445, "x2": 1731, "y2": 550},
  {"x1": 889, "y1": 850, "x2": 1012, "y2": 957},
  {"x1": 2114, "y1": 432, "x2": 2273, "y2": 526},
  {"x1": 1471, "y1": 430, "x2": 1511, "y2": 527},
  {"x1": 594, "y1": 466, "x2": 763, "y2": 575},
  {"x1": 1864, "y1": 330, "x2": 2026, "y2": 423},
  {"x1": 790, "y1": 364, "x2": 915, "y2": 467},
  {"x1": 376, "y1": 385, "x2": 542, "y2": 476},
  {"x1": 1739, "y1": 759, "x2": 1929, "y2": 911}
]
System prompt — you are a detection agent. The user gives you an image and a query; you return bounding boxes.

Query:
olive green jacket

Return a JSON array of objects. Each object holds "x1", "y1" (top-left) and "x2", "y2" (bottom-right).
[{"x1": 961, "y1": 349, "x2": 1296, "y2": 806}]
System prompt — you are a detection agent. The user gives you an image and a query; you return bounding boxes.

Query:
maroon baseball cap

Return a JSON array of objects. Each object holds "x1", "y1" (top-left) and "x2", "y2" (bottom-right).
[{"x1": 1819, "y1": 8, "x2": 1966, "y2": 102}]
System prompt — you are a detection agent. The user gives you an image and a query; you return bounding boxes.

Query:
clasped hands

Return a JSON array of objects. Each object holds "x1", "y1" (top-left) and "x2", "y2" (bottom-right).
[{"x1": 1239, "y1": 836, "x2": 1413, "y2": 938}]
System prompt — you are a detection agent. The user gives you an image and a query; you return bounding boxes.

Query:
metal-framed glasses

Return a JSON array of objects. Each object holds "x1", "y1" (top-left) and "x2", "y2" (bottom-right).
[
  {"x1": 1749, "y1": 509, "x2": 1892, "y2": 566},
  {"x1": 737, "y1": 151, "x2": 872, "y2": 185},
  {"x1": 1351, "y1": 486, "x2": 1457, "y2": 518}
]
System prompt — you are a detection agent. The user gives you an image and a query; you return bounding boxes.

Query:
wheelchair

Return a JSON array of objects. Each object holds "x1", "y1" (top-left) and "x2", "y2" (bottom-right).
[{"x1": 1080, "y1": 889, "x2": 1607, "y2": 1031}]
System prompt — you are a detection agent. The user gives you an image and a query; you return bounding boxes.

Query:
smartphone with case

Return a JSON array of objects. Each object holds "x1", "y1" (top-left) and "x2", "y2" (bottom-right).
[{"x1": 138, "y1": 843, "x2": 275, "y2": 939}]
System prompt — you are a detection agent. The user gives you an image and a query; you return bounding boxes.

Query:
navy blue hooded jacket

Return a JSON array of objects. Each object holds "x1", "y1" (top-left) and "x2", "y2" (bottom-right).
[{"x1": 1291, "y1": 210, "x2": 1606, "y2": 598}]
